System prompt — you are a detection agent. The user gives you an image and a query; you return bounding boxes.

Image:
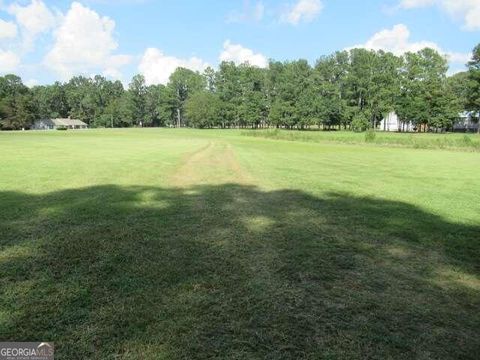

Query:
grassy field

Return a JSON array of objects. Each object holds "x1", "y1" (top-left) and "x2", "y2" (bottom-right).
[
  {"x1": 242, "y1": 128, "x2": 480, "y2": 151},
  {"x1": 0, "y1": 128, "x2": 479, "y2": 359}
]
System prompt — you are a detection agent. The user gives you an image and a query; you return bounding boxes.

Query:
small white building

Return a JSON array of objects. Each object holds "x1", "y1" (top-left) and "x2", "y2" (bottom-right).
[
  {"x1": 378, "y1": 111, "x2": 479, "y2": 132},
  {"x1": 32, "y1": 118, "x2": 88, "y2": 130},
  {"x1": 453, "y1": 112, "x2": 479, "y2": 132},
  {"x1": 378, "y1": 112, "x2": 414, "y2": 132}
]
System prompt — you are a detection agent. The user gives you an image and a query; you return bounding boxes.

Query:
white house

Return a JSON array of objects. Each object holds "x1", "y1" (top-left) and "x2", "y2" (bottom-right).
[
  {"x1": 453, "y1": 112, "x2": 479, "y2": 132},
  {"x1": 32, "y1": 118, "x2": 88, "y2": 130},
  {"x1": 378, "y1": 112, "x2": 414, "y2": 132},
  {"x1": 379, "y1": 111, "x2": 480, "y2": 132}
]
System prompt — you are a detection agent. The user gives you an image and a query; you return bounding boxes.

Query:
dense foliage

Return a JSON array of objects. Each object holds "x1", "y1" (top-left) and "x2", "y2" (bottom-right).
[{"x1": 1, "y1": 44, "x2": 478, "y2": 131}]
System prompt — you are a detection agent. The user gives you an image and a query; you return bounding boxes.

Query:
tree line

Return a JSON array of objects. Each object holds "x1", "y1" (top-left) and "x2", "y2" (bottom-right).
[{"x1": 1, "y1": 44, "x2": 479, "y2": 132}]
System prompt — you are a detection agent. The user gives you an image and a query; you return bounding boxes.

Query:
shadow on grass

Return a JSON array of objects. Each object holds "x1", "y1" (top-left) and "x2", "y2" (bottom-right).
[{"x1": 0, "y1": 184, "x2": 479, "y2": 359}]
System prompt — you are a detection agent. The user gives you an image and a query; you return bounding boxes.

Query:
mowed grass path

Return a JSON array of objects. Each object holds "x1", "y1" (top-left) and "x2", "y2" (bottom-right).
[{"x1": 0, "y1": 129, "x2": 479, "y2": 359}]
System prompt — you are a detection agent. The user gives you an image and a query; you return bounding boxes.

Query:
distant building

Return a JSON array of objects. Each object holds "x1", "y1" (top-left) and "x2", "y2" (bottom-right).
[
  {"x1": 32, "y1": 118, "x2": 88, "y2": 130},
  {"x1": 379, "y1": 111, "x2": 480, "y2": 132},
  {"x1": 453, "y1": 112, "x2": 479, "y2": 132},
  {"x1": 378, "y1": 112, "x2": 414, "y2": 132}
]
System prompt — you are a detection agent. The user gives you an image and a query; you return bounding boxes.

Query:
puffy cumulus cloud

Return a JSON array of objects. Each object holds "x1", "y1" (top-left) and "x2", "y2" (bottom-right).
[
  {"x1": 219, "y1": 40, "x2": 268, "y2": 67},
  {"x1": 0, "y1": 19, "x2": 17, "y2": 39},
  {"x1": 349, "y1": 24, "x2": 439, "y2": 54},
  {"x1": 0, "y1": 50, "x2": 20, "y2": 72},
  {"x1": 44, "y1": 2, "x2": 131, "y2": 80},
  {"x1": 398, "y1": 0, "x2": 480, "y2": 31},
  {"x1": 439, "y1": 0, "x2": 480, "y2": 31},
  {"x1": 281, "y1": 0, "x2": 323, "y2": 25},
  {"x1": 226, "y1": 1, "x2": 264, "y2": 23},
  {"x1": 103, "y1": 54, "x2": 132, "y2": 79},
  {"x1": 139, "y1": 48, "x2": 209, "y2": 85},
  {"x1": 348, "y1": 24, "x2": 471, "y2": 65},
  {"x1": 7, "y1": 0, "x2": 58, "y2": 49},
  {"x1": 7, "y1": 0, "x2": 56, "y2": 34}
]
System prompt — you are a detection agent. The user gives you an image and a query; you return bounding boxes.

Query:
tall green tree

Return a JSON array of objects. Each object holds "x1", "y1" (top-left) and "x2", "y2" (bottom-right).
[
  {"x1": 216, "y1": 61, "x2": 243, "y2": 127},
  {"x1": 448, "y1": 71, "x2": 469, "y2": 110},
  {"x1": 127, "y1": 74, "x2": 147, "y2": 126},
  {"x1": 467, "y1": 44, "x2": 480, "y2": 133},
  {"x1": 397, "y1": 48, "x2": 453, "y2": 131},
  {"x1": 370, "y1": 51, "x2": 403, "y2": 127},
  {"x1": 266, "y1": 60, "x2": 315, "y2": 129},
  {"x1": 314, "y1": 51, "x2": 350, "y2": 129},
  {"x1": 185, "y1": 91, "x2": 222, "y2": 128},
  {"x1": 237, "y1": 64, "x2": 267, "y2": 128},
  {"x1": 0, "y1": 75, "x2": 36, "y2": 129},
  {"x1": 144, "y1": 84, "x2": 177, "y2": 127},
  {"x1": 65, "y1": 76, "x2": 96, "y2": 124},
  {"x1": 168, "y1": 68, "x2": 204, "y2": 127},
  {"x1": 0, "y1": 43, "x2": 474, "y2": 132},
  {"x1": 32, "y1": 82, "x2": 69, "y2": 119}
]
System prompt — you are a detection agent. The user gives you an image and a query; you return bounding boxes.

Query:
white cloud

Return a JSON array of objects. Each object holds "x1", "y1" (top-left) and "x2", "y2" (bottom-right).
[
  {"x1": 138, "y1": 47, "x2": 209, "y2": 85},
  {"x1": 349, "y1": 24, "x2": 439, "y2": 54},
  {"x1": 399, "y1": 0, "x2": 436, "y2": 8},
  {"x1": 281, "y1": 0, "x2": 323, "y2": 25},
  {"x1": 7, "y1": 0, "x2": 57, "y2": 49},
  {"x1": 348, "y1": 24, "x2": 470, "y2": 65},
  {"x1": 219, "y1": 40, "x2": 268, "y2": 67},
  {"x1": 0, "y1": 19, "x2": 17, "y2": 39},
  {"x1": 139, "y1": 41, "x2": 268, "y2": 86},
  {"x1": 25, "y1": 78, "x2": 39, "y2": 87},
  {"x1": 227, "y1": 1, "x2": 264, "y2": 23},
  {"x1": 103, "y1": 54, "x2": 132, "y2": 79},
  {"x1": 446, "y1": 52, "x2": 471, "y2": 64},
  {"x1": 7, "y1": 0, "x2": 56, "y2": 35},
  {"x1": 0, "y1": 50, "x2": 20, "y2": 72},
  {"x1": 398, "y1": 0, "x2": 480, "y2": 31},
  {"x1": 44, "y1": 2, "x2": 131, "y2": 80}
]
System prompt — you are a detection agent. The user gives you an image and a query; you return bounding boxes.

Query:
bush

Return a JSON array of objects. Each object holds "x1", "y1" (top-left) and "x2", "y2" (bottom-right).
[
  {"x1": 463, "y1": 134, "x2": 473, "y2": 146},
  {"x1": 351, "y1": 114, "x2": 370, "y2": 132},
  {"x1": 364, "y1": 129, "x2": 376, "y2": 142},
  {"x1": 56, "y1": 126, "x2": 68, "y2": 131},
  {"x1": 270, "y1": 128, "x2": 280, "y2": 136}
]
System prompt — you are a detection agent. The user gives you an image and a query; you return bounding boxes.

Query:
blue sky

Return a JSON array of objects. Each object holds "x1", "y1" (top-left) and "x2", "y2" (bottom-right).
[{"x1": 0, "y1": 0, "x2": 478, "y2": 86}]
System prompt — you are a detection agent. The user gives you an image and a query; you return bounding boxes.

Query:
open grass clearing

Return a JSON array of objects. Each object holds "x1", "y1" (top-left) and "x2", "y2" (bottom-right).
[{"x1": 0, "y1": 128, "x2": 479, "y2": 359}]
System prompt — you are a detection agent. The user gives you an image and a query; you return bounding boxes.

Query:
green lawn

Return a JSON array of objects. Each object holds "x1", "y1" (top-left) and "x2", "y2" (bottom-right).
[
  {"x1": 242, "y1": 128, "x2": 480, "y2": 151},
  {"x1": 0, "y1": 128, "x2": 479, "y2": 359}
]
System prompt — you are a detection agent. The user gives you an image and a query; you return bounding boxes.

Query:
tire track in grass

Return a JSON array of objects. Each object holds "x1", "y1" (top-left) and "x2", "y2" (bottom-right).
[
  {"x1": 169, "y1": 141, "x2": 253, "y2": 187},
  {"x1": 169, "y1": 140, "x2": 292, "y2": 355}
]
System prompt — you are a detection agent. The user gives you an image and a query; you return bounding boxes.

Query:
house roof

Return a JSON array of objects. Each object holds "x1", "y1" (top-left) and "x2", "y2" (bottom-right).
[
  {"x1": 459, "y1": 111, "x2": 479, "y2": 118},
  {"x1": 50, "y1": 118, "x2": 87, "y2": 126}
]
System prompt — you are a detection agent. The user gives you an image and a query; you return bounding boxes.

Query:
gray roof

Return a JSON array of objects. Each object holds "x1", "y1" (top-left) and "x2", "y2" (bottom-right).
[{"x1": 50, "y1": 118, "x2": 87, "y2": 126}]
